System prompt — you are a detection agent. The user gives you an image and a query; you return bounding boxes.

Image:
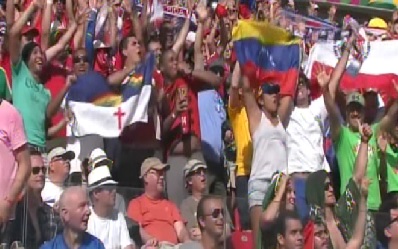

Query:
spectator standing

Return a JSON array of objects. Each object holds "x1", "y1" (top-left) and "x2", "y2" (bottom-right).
[
  {"x1": 42, "y1": 147, "x2": 74, "y2": 207},
  {"x1": 87, "y1": 166, "x2": 135, "y2": 249},
  {"x1": 40, "y1": 186, "x2": 105, "y2": 249},
  {"x1": 0, "y1": 99, "x2": 31, "y2": 246},
  {"x1": 228, "y1": 62, "x2": 252, "y2": 230},
  {"x1": 127, "y1": 157, "x2": 190, "y2": 246},
  {"x1": 11, "y1": 149, "x2": 62, "y2": 248},
  {"x1": 240, "y1": 71, "x2": 292, "y2": 243}
]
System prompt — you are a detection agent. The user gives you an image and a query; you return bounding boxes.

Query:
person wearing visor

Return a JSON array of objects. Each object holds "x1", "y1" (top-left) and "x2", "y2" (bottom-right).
[
  {"x1": 322, "y1": 58, "x2": 398, "y2": 212},
  {"x1": 42, "y1": 147, "x2": 75, "y2": 208},
  {"x1": 240, "y1": 62, "x2": 293, "y2": 246}
]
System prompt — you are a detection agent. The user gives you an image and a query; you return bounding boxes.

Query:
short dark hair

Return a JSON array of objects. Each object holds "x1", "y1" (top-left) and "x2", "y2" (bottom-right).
[
  {"x1": 29, "y1": 148, "x2": 42, "y2": 157},
  {"x1": 275, "y1": 210, "x2": 302, "y2": 237},
  {"x1": 380, "y1": 192, "x2": 398, "y2": 212},
  {"x1": 120, "y1": 33, "x2": 137, "y2": 52},
  {"x1": 375, "y1": 212, "x2": 391, "y2": 247},
  {"x1": 196, "y1": 195, "x2": 223, "y2": 230}
]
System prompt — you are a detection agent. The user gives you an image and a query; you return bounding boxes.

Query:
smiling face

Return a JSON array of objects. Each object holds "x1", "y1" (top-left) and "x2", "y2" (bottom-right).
[
  {"x1": 72, "y1": 49, "x2": 89, "y2": 76},
  {"x1": 199, "y1": 198, "x2": 225, "y2": 237},
  {"x1": 27, "y1": 45, "x2": 44, "y2": 75},
  {"x1": 144, "y1": 169, "x2": 166, "y2": 194},
  {"x1": 346, "y1": 102, "x2": 364, "y2": 132},
  {"x1": 61, "y1": 188, "x2": 91, "y2": 232},
  {"x1": 285, "y1": 180, "x2": 296, "y2": 211},
  {"x1": 160, "y1": 50, "x2": 178, "y2": 80}
]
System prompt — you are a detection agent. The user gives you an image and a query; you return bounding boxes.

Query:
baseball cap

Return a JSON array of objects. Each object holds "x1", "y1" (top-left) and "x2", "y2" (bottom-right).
[
  {"x1": 47, "y1": 147, "x2": 75, "y2": 163},
  {"x1": 140, "y1": 157, "x2": 169, "y2": 178},
  {"x1": 21, "y1": 26, "x2": 39, "y2": 37},
  {"x1": 183, "y1": 159, "x2": 207, "y2": 177},
  {"x1": 346, "y1": 92, "x2": 365, "y2": 106}
]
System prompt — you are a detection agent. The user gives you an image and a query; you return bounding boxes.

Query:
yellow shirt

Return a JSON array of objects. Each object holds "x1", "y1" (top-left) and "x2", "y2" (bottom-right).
[{"x1": 228, "y1": 105, "x2": 252, "y2": 176}]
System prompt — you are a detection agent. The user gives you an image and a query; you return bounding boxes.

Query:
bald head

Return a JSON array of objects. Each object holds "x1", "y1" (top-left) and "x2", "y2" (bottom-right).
[
  {"x1": 59, "y1": 186, "x2": 91, "y2": 232},
  {"x1": 59, "y1": 186, "x2": 87, "y2": 209}
]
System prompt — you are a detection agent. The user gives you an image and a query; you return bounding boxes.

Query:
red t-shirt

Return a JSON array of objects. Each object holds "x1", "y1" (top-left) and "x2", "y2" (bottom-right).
[
  {"x1": 42, "y1": 63, "x2": 70, "y2": 138},
  {"x1": 0, "y1": 52, "x2": 12, "y2": 89},
  {"x1": 127, "y1": 195, "x2": 183, "y2": 244},
  {"x1": 163, "y1": 76, "x2": 201, "y2": 154}
]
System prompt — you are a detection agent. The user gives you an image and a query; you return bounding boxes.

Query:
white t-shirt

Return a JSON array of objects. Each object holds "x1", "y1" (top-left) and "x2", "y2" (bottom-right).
[
  {"x1": 287, "y1": 96, "x2": 330, "y2": 174},
  {"x1": 87, "y1": 208, "x2": 134, "y2": 249},
  {"x1": 41, "y1": 179, "x2": 64, "y2": 207}
]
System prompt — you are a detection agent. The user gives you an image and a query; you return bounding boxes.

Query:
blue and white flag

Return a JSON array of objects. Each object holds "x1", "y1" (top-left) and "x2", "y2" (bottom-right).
[{"x1": 66, "y1": 53, "x2": 156, "y2": 138}]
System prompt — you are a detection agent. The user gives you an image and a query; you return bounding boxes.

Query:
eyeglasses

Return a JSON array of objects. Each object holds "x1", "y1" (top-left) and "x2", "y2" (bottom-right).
[
  {"x1": 73, "y1": 55, "x2": 88, "y2": 64},
  {"x1": 189, "y1": 168, "x2": 206, "y2": 176},
  {"x1": 205, "y1": 208, "x2": 224, "y2": 219},
  {"x1": 32, "y1": 166, "x2": 46, "y2": 175},
  {"x1": 324, "y1": 182, "x2": 333, "y2": 191}
]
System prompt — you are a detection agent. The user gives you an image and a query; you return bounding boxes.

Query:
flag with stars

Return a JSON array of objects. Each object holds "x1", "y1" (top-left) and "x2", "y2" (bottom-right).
[{"x1": 66, "y1": 52, "x2": 155, "y2": 138}]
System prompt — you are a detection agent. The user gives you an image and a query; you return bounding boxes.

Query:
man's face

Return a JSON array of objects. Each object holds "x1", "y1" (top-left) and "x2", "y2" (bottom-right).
[
  {"x1": 144, "y1": 169, "x2": 165, "y2": 194},
  {"x1": 94, "y1": 185, "x2": 117, "y2": 208},
  {"x1": 148, "y1": 41, "x2": 162, "y2": 66},
  {"x1": 346, "y1": 102, "x2": 364, "y2": 131},
  {"x1": 50, "y1": 156, "x2": 71, "y2": 182},
  {"x1": 123, "y1": 36, "x2": 141, "y2": 64},
  {"x1": 62, "y1": 190, "x2": 91, "y2": 231},
  {"x1": 200, "y1": 199, "x2": 225, "y2": 237},
  {"x1": 187, "y1": 168, "x2": 207, "y2": 193},
  {"x1": 364, "y1": 92, "x2": 379, "y2": 124},
  {"x1": 278, "y1": 218, "x2": 304, "y2": 249},
  {"x1": 314, "y1": 223, "x2": 329, "y2": 249},
  {"x1": 72, "y1": 50, "x2": 89, "y2": 75},
  {"x1": 29, "y1": 155, "x2": 46, "y2": 190}
]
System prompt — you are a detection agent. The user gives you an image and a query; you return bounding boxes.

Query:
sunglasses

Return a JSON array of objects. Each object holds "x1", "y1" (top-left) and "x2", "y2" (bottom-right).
[
  {"x1": 98, "y1": 185, "x2": 116, "y2": 192},
  {"x1": 73, "y1": 55, "x2": 88, "y2": 64},
  {"x1": 189, "y1": 168, "x2": 206, "y2": 176},
  {"x1": 388, "y1": 217, "x2": 398, "y2": 227},
  {"x1": 32, "y1": 166, "x2": 46, "y2": 175},
  {"x1": 206, "y1": 208, "x2": 224, "y2": 219},
  {"x1": 261, "y1": 83, "x2": 280, "y2": 95},
  {"x1": 324, "y1": 182, "x2": 333, "y2": 191}
]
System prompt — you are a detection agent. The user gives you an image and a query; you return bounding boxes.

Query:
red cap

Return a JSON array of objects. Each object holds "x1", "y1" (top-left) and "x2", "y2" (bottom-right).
[{"x1": 22, "y1": 26, "x2": 39, "y2": 37}]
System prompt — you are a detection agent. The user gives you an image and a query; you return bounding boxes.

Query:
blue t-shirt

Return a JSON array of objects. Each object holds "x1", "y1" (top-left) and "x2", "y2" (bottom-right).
[{"x1": 40, "y1": 232, "x2": 105, "y2": 249}]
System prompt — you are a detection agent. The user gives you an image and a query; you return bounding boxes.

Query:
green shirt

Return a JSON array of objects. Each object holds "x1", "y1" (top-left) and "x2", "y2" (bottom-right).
[
  {"x1": 12, "y1": 60, "x2": 50, "y2": 148},
  {"x1": 0, "y1": 67, "x2": 11, "y2": 100},
  {"x1": 334, "y1": 125, "x2": 380, "y2": 210},
  {"x1": 384, "y1": 144, "x2": 398, "y2": 192}
]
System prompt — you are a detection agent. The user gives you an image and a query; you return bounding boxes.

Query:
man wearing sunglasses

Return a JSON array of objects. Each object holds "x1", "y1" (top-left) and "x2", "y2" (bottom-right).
[
  {"x1": 87, "y1": 166, "x2": 135, "y2": 249},
  {"x1": 376, "y1": 194, "x2": 398, "y2": 249},
  {"x1": 10, "y1": 149, "x2": 62, "y2": 248},
  {"x1": 42, "y1": 147, "x2": 75, "y2": 208}
]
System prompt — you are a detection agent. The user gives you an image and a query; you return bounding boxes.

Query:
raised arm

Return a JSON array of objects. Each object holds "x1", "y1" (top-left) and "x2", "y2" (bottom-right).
[
  {"x1": 229, "y1": 62, "x2": 241, "y2": 108},
  {"x1": 379, "y1": 81, "x2": 398, "y2": 135},
  {"x1": 345, "y1": 179, "x2": 369, "y2": 249},
  {"x1": 278, "y1": 95, "x2": 293, "y2": 128},
  {"x1": 193, "y1": 3, "x2": 207, "y2": 71},
  {"x1": 8, "y1": 0, "x2": 43, "y2": 65},
  {"x1": 261, "y1": 175, "x2": 289, "y2": 227},
  {"x1": 319, "y1": 69, "x2": 342, "y2": 141},
  {"x1": 40, "y1": 0, "x2": 53, "y2": 51},
  {"x1": 242, "y1": 76, "x2": 262, "y2": 135},
  {"x1": 352, "y1": 123, "x2": 372, "y2": 185},
  {"x1": 172, "y1": 0, "x2": 193, "y2": 56}
]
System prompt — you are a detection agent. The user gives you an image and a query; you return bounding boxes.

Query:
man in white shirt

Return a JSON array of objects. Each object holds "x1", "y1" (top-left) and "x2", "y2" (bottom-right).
[
  {"x1": 42, "y1": 147, "x2": 75, "y2": 207},
  {"x1": 87, "y1": 165, "x2": 135, "y2": 249}
]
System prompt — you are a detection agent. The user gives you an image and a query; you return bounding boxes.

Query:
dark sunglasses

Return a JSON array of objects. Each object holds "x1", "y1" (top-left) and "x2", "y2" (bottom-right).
[
  {"x1": 189, "y1": 168, "x2": 206, "y2": 176},
  {"x1": 206, "y1": 208, "x2": 224, "y2": 219},
  {"x1": 32, "y1": 166, "x2": 46, "y2": 175},
  {"x1": 73, "y1": 55, "x2": 88, "y2": 64},
  {"x1": 388, "y1": 217, "x2": 398, "y2": 227},
  {"x1": 324, "y1": 182, "x2": 333, "y2": 191},
  {"x1": 261, "y1": 83, "x2": 280, "y2": 95}
]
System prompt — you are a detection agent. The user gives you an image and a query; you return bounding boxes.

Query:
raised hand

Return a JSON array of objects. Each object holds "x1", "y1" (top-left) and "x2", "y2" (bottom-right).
[
  {"x1": 66, "y1": 74, "x2": 77, "y2": 87},
  {"x1": 359, "y1": 122, "x2": 373, "y2": 142},
  {"x1": 316, "y1": 66, "x2": 331, "y2": 89},
  {"x1": 196, "y1": 3, "x2": 208, "y2": 23},
  {"x1": 33, "y1": 0, "x2": 46, "y2": 9}
]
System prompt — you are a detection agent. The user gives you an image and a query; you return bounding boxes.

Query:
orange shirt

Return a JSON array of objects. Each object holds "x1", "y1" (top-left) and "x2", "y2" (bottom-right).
[{"x1": 127, "y1": 194, "x2": 183, "y2": 244}]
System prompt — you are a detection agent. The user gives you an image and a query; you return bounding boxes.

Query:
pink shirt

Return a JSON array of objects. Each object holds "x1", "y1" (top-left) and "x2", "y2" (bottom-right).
[{"x1": 0, "y1": 100, "x2": 27, "y2": 199}]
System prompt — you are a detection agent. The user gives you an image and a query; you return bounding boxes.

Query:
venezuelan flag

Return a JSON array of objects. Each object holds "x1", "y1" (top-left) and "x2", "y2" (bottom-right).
[{"x1": 232, "y1": 20, "x2": 301, "y2": 96}]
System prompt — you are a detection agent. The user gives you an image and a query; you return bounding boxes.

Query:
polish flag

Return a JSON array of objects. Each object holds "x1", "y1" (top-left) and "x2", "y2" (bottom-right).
[{"x1": 304, "y1": 40, "x2": 398, "y2": 103}]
